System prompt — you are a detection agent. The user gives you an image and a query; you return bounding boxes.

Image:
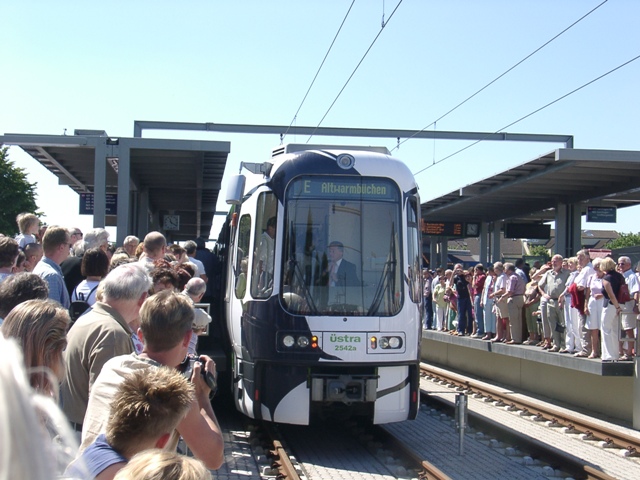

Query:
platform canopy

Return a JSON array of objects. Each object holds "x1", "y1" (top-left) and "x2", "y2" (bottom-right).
[
  {"x1": 422, "y1": 148, "x2": 640, "y2": 224},
  {"x1": 1, "y1": 131, "x2": 231, "y2": 243}
]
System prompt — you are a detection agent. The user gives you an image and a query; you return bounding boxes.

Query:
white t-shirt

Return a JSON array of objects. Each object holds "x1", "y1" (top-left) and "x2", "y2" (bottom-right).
[
  {"x1": 188, "y1": 256, "x2": 206, "y2": 278},
  {"x1": 623, "y1": 268, "x2": 640, "y2": 294},
  {"x1": 80, "y1": 354, "x2": 179, "y2": 453},
  {"x1": 71, "y1": 279, "x2": 101, "y2": 305}
]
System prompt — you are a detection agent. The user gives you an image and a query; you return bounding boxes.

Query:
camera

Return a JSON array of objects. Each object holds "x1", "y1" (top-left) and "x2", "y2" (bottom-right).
[{"x1": 178, "y1": 355, "x2": 217, "y2": 395}]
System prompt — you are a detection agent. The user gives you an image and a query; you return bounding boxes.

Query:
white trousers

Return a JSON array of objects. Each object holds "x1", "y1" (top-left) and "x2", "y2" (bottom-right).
[
  {"x1": 434, "y1": 304, "x2": 446, "y2": 330},
  {"x1": 601, "y1": 304, "x2": 620, "y2": 361},
  {"x1": 563, "y1": 297, "x2": 582, "y2": 352}
]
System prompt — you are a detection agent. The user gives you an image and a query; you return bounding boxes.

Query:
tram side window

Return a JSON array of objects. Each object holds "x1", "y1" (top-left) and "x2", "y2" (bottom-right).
[
  {"x1": 407, "y1": 196, "x2": 422, "y2": 304},
  {"x1": 235, "y1": 214, "x2": 251, "y2": 300},
  {"x1": 251, "y1": 193, "x2": 278, "y2": 298}
]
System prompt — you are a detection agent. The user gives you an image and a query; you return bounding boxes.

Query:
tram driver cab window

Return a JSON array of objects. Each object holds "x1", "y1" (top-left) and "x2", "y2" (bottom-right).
[{"x1": 252, "y1": 193, "x2": 277, "y2": 298}]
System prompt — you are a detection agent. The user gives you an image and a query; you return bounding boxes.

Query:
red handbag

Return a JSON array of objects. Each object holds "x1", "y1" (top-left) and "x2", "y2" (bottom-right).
[{"x1": 617, "y1": 283, "x2": 632, "y2": 304}]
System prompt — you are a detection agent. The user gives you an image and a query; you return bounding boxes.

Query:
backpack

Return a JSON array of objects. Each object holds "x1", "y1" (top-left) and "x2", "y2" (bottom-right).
[{"x1": 69, "y1": 284, "x2": 98, "y2": 322}]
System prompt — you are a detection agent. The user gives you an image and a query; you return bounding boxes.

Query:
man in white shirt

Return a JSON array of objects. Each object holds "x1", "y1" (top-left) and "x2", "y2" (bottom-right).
[
  {"x1": 618, "y1": 256, "x2": 639, "y2": 360},
  {"x1": 184, "y1": 240, "x2": 208, "y2": 284},
  {"x1": 573, "y1": 250, "x2": 596, "y2": 357}
]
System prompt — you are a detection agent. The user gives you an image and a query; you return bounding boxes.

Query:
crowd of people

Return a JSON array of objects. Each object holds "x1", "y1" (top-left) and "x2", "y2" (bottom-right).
[
  {"x1": 0, "y1": 213, "x2": 221, "y2": 480},
  {"x1": 422, "y1": 250, "x2": 638, "y2": 362}
]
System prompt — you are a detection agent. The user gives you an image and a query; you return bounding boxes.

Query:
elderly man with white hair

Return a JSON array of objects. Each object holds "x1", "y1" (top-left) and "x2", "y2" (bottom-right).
[
  {"x1": 182, "y1": 277, "x2": 211, "y2": 355},
  {"x1": 122, "y1": 235, "x2": 139, "y2": 258},
  {"x1": 617, "y1": 256, "x2": 639, "y2": 360},
  {"x1": 61, "y1": 263, "x2": 151, "y2": 432}
]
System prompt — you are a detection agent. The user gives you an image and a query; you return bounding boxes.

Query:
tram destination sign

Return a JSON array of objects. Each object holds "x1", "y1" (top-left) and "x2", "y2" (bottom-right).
[{"x1": 290, "y1": 177, "x2": 398, "y2": 201}]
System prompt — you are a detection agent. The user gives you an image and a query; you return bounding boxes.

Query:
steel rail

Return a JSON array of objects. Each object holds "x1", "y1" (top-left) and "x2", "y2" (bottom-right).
[
  {"x1": 262, "y1": 423, "x2": 301, "y2": 479},
  {"x1": 421, "y1": 364, "x2": 640, "y2": 456},
  {"x1": 374, "y1": 425, "x2": 453, "y2": 480}
]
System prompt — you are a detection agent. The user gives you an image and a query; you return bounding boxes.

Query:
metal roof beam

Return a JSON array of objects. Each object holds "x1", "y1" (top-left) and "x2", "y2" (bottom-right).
[{"x1": 132, "y1": 120, "x2": 573, "y2": 147}]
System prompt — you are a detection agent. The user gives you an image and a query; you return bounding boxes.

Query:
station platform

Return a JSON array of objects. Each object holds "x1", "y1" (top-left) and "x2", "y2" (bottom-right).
[
  {"x1": 423, "y1": 330, "x2": 635, "y2": 376},
  {"x1": 421, "y1": 330, "x2": 639, "y2": 426}
]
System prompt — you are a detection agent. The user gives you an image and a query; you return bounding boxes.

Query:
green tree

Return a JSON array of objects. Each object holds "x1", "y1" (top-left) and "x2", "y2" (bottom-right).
[
  {"x1": 0, "y1": 146, "x2": 39, "y2": 236},
  {"x1": 528, "y1": 244, "x2": 550, "y2": 259},
  {"x1": 605, "y1": 232, "x2": 640, "y2": 250}
]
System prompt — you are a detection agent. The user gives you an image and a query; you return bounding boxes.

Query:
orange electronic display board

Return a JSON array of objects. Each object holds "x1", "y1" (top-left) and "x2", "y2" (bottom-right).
[
  {"x1": 421, "y1": 221, "x2": 480, "y2": 237},
  {"x1": 422, "y1": 221, "x2": 463, "y2": 236}
]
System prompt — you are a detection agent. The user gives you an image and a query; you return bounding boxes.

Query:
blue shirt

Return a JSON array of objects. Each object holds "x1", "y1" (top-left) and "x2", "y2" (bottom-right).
[
  {"x1": 33, "y1": 256, "x2": 70, "y2": 308},
  {"x1": 65, "y1": 434, "x2": 127, "y2": 478}
]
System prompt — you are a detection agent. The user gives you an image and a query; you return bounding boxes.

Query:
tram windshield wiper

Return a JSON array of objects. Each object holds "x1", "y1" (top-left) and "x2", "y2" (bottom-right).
[
  {"x1": 367, "y1": 226, "x2": 397, "y2": 316},
  {"x1": 287, "y1": 256, "x2": 318, "y2": 315}
]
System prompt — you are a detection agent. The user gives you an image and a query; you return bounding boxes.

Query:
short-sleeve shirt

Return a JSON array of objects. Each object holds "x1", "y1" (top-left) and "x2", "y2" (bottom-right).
[
  {"x1": 539, "y1": 269, "x2": 570, "y2": 299},
  {"x1": 452, "y1": 274, "x2": 470, "y2": 300},
  {"x1": 15, "y1": 233, "x2": 36, "y2": 249},
  {"x1": 603, "y1": 270, "x2": 624, "y2": 305},
  {"x1": 66, "y1": 434, "x2": 126, "y2": 479},
  {"x1": 482, "y1": 276, "x2": 494, "y2": 304},
  {"x1": 588, "y1": 273, "x2": 603, "y2": 296},
  {"x1": 257, "y1": 232, "x2": 275, "y2": 274},
  {"x1": 574, "y1": 263, "x2": 596, "y2": 289},
  {"x1": 33, "y1": 257, "x2": 71, "y2": 308},
  {"x1": 507, "y1": 273, "x2": 525, "y2": 295},
  {"x1": 423, "y1": 278, "x2": 432, "y2": 297},
  {"x1": 623, "y1": 269, "x2": 640, "y2": 295},
  {"x1": 188, "y1": 255, "x2": 206, "y2": 278},
  {"x1": 80, "y1": 354, "x2": 181, "y2": 454},
  {"x1": 473, "y1": 274, "x2": 486, "y2": 296}
]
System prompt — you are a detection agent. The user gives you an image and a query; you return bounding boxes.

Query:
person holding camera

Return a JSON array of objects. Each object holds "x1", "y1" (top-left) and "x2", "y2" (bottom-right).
[
  {"x1": 79, "y1": 290, "x2": 224, "y2": 470},
  {"x1": 66, "y1": 367, "x2": 194, "y2": 479}
]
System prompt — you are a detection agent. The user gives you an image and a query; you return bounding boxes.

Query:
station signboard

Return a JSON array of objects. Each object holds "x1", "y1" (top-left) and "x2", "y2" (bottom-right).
[
  {"x1": 79, "y1": 193, "x2": 118, "y2": 215},
  {"x1": 586, "y1": 206, "x2": 616, "y2": 223}
]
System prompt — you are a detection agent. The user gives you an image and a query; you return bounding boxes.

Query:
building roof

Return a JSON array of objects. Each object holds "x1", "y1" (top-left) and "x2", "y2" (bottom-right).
[
  {"x1": 423, "y1": 148, "x2": 640, "y2": 224},
  {"x1": 1, "y1": 132, "x2": 230, "y2": 241}
]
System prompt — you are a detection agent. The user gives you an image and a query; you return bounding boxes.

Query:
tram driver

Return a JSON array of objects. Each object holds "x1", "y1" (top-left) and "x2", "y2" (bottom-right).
[
  {"x1": 256, "y1": 217, "x2": 276, "y2": 294},
  {"x1": 326, "y1": 241, "x2": 359, "y2": 288}
]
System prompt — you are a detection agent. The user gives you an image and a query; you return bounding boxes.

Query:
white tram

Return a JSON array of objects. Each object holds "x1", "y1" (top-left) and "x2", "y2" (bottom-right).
[{"x1": 221, "y1": 144, "x2": 422, "y2": 425}]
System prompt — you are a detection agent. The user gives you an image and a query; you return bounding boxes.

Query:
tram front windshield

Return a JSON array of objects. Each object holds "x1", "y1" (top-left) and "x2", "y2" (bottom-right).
[{"x1": 282, "y1": 176, "x2": 402, "y2": 316}]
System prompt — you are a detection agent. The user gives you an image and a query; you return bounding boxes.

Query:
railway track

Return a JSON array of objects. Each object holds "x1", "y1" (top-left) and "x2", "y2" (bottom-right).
[
  {"x1": 372, "y1": 425, "x2": 453, "y2": 480},
  {"x1": 421, "y1": 363, "x2": 640, "y2": 479},
  {"x1": 261, "y1": 422, "x2": 303, "y2": 479},
  {"x1": 256, "y1": 419, "x2": 453, "y2": 480}
]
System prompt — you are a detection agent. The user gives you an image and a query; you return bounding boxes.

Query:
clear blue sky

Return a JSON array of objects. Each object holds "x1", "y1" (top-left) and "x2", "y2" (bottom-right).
[{"x1": 1, "y1": 0, "x2": 638, "y2": 240}]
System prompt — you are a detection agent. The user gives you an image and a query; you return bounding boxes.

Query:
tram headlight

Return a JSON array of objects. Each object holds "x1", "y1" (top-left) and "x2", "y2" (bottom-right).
[
  {"x1": 379, "y1": 336, "x2": 403, "y2": 349},
  {"x1": 297, "y1": 336, "x2": 310, "y2": 348},
  {"x1": 388, "y1": 337, "x2": 401, "y2": 349},
  {"x1": 282, "y1": 335, "x2": 295, "y2": 348}
]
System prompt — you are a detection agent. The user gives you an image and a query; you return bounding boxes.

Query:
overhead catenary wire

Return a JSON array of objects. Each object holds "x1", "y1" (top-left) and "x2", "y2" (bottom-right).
[
  {"x1": 282, "y1": 0, "x2": 357, "y2": 141},
  {"x1": 412, "y1": 52, "x2": 640, "y2": 177},
  {"x1": 306, "y1": 0, "x2": 404, "y2": 143},
  {"x1": 394, "y1": 0, "x2": 609, "y2": 152}
]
